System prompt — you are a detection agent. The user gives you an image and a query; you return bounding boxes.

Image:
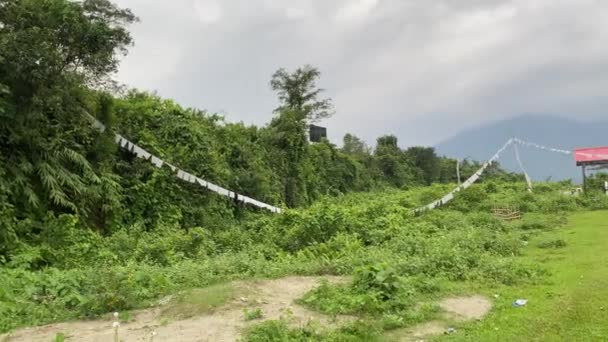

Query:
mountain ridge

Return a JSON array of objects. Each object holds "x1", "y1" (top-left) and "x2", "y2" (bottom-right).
[{"x1": 434, "y1": 114, "x2": 608, "y2": 182}]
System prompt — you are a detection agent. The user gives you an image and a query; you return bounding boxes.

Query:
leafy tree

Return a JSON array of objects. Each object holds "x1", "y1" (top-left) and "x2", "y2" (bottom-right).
[
  {"x1": 270, "y1": 65, "x2": 334, "y2": 123},
  {"x1": 437, "y1": 157, "x2": 459, "y2": 183},
  {"x1": 268, "y1": 65, "x2": 335, "y2": 206},
  {"x1": 376, "y1": 135, "x2": 399, "y2": 149},
  {"x1": 374, "y1": 135, "x2": 415, "y2": 188},
  {"x1": 405, "y1": 146, "x2": 440, "y2": 185},
  {"x1": 342, "y1": 133, "x2": 370, "y2": 156},
  {"x1": 268, "y1": 110, "x2": 309, "y2": 207},
  {"x1": 0, "y1": 0, "x2": 136, "y2": 217}
]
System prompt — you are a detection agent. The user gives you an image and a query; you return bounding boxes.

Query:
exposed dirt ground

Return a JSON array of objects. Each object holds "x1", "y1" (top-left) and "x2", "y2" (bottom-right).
[
  {"x1": 387, "y1": 295, "x2": 493, "y2": 341},
  {"x1": 3, "y1": 280, "x2": 491, "y2": 342},
  {"x1": 2, "y1": 276, "x2": 348, "y2": 342}
]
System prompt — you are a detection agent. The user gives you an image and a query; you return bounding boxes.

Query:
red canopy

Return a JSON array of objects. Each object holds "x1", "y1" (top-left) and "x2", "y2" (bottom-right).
[{"x1": 574, "y1": 146, "x2": 608, "y2": 165}]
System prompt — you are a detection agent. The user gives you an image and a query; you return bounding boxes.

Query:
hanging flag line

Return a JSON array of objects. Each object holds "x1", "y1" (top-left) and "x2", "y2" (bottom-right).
[
  {"x1": 93, "y1": 112, "x2": 576, "y2": 216},
  {"x1": 416, "y1": 137, "x2": 572, "y2": 213},
  {"x1": 513, "y1": 144, "x2": 533, "y2": 192},
  {"x1": 513, "y1": 138, "x2": 571, "y2": 155},
  {"x1": 90, "y1": 116, "x2": 282, "y2": 214},
  {"x1": 415, "y1": 138, "x2": 515, "y2": 212}
]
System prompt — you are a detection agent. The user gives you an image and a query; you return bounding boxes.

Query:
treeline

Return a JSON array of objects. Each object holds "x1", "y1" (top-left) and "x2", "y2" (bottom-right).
[{"x1": 0, "y1": 0, "x2": 520, "y2": 260}]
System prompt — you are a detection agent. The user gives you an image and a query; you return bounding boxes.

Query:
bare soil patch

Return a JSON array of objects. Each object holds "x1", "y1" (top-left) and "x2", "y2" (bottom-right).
[
  {"x1": 1, "y1": 276, "x2": 348, "y2": 342},
  {"x1": 385, "y1": 295, "x2": 492, "y2": 341},
  {"x1": 439, "y1": 295, "x2": 492, "y2": 320}
]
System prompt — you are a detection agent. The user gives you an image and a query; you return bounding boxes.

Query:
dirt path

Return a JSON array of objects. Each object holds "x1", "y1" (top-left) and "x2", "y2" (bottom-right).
[
  {"x1": 2, "y1": 276, "x2": 347, "y2": 342},
  {"x1": 385, "y1": 295, "x2": 493, "y2": 341}
]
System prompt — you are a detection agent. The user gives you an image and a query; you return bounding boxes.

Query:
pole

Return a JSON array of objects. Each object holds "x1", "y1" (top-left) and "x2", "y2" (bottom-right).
[
  {"x1": 582, "y1": 165, "x2": 587, "y2": 193},
  {"x1": 456, "y1": 159, "x2": 461, "y2": 186}
]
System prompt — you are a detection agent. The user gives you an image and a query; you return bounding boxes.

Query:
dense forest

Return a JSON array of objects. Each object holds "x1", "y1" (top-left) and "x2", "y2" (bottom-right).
[{"x1": 0, "y1": 0, "x2": 521, "y2": 260}]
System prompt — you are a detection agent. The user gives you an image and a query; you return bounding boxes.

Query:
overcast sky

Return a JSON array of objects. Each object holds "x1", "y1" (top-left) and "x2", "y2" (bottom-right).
[{"x1": 113, "y1": 0, "x2": 608, "y2": 147}]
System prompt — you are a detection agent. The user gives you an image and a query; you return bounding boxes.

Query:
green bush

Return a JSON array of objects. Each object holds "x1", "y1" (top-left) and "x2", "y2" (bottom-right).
[
  {"x1": 537, "y1": 239, "x2": 567, "y2": 249},
  {"x1": 0, "y1": 181, "x2": 596, "y2": 332}
]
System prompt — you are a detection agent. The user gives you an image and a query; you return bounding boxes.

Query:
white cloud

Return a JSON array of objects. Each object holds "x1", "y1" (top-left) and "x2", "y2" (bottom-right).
[
  {"x1": 334, "y1": 0, "x2": 379, "y2": 22},
  {"x1": 113, "y1": 0, "x2": 608, "y2": 146},
  {"x1": 193, "y1": 0, "x2": 222, "y2": 24}
]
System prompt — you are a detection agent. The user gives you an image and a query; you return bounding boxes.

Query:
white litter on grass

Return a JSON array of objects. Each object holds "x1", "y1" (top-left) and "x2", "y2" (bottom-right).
[{"x1": 513, "y1": 299, "x2": 528, "y2": 307}]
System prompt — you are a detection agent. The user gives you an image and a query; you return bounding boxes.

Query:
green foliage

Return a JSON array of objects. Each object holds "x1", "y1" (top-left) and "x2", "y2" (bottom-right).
[
  {"x1": 54, "y1": 332, "x2": 66, "y2": 342},
  {"x1": 118, "y1": 311, "x2": 132, "y2": 322},
  {"x1": 0, "y1": 0, "x2": 135, "y2": 221},
  {"x1": 270, "y1": 65, "x2": 334, "y2": 123},
  {"x1": 243, "y1": 319, "x2": 382, "y2": 342},
  {"x1": 353, "y1": 264, "x2": 403, "y2": 301},
  {"x1": 342, "y1": 134, "x2": 370, "y2": 156},
  {"x1": 0, "y1": 181, "x2": 600, "y2": 332},
  {"x1": 537, "y1": 239, "x2": 567, "y2": 249},
  {"x1": 243, "y1": 307, "x2": 263, "y2": 321},
  {"x1": 405, "y1": 147, "x2": 440, "y2": 185},
  {"x1": 1, "y1": 1, "x2": 602, "y2": 337},
  {"x1": 161, "y1": 284, "x2": 234, "y2": 320}
]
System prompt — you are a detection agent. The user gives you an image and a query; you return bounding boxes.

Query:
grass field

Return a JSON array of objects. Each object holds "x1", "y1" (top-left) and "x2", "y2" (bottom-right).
[{"x1": 437, "y1": 210, "x2": 608, "y2": 341}]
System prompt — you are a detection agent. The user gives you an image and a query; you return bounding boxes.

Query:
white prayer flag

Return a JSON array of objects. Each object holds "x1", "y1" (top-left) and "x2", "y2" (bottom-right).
[
  {"x1": 134, "y1": 145, "x2": 151, "y2": 160},
  {"x1": 196, "y1": 177, "x2": 208, "y2": 188},
  {"x1": 177, "y1": 170, "x2": 188, "y2": 181},
  {"x1": 217, "y1": 187, "x2": 229, "y2": 197},
  {"x1": 92, "y1": 120, "x2": 106, "y2": 132},
  {"x1": 112, "y1": 132, "x2": 280, "y2": 214},
  {"x1": 207, "y1": 183, "x2": 219, "y2": 193},
  {"x1": 151, "y1": 156, "x2": 163, "y2": 168},
  {"x1": 441, "y1": 193, "x2": 454, "y2": 203}
]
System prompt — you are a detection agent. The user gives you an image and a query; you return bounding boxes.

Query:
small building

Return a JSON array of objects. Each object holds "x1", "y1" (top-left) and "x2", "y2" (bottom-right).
[
  {"x1": 574, "y1": 146, "x2": 608, "y2": 191},
  {"x1": 309, "y1": 124, "x2": 327, "y2": 143}
]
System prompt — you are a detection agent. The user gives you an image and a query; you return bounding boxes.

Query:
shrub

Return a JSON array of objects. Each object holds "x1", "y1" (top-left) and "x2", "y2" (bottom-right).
[
  {"x1": 537, "y1": 239, "x2": 567, "y2": 249},
  {"x1": 243, "y1": 308, "x2": 263, "y2": 321}
]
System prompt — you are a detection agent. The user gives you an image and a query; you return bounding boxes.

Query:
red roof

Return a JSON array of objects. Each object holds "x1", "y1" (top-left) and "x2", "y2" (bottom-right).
[{"x1": 574, "y1": 146, "x2": 608, "y2": 164}]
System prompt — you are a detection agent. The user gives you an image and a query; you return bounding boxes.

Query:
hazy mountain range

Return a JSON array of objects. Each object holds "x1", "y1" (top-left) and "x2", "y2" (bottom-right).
[{"x1": 435, "y1": 115, "x2": 608, "y2": 182}]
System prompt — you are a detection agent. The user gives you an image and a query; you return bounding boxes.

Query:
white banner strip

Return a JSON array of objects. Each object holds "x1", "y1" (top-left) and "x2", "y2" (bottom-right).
[
  {"x1": 513, "y1": 138, "x2": 571, "y2": 155},
  {"x1": 415, "y1": 138, "x2": 514, "y2": 212},
  {"x1": 89, "y1": 116, "x2": 282, "y2": 214}
]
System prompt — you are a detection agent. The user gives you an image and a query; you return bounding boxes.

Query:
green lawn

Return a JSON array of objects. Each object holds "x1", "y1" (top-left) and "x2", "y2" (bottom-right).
[{"x1": 438, "y1": 210, "x2": 608, "y2": 341}]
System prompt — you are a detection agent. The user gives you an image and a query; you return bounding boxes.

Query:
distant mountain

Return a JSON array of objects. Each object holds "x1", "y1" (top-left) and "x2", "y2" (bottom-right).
[{"x1": 434, "y1": 115, "x2": 608, "y2": 182}]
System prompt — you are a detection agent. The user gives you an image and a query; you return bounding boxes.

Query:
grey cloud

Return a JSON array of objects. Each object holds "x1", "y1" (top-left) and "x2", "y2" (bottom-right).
[{"x1": 114, "y1": 0, "x2": 608, "y2": 147}]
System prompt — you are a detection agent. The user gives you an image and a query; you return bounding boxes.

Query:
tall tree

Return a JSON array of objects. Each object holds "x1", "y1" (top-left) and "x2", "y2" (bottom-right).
[
  {"x1": 342, "y1": 133, "x2": 370, "y2": 156},
  {"x1": 0, "y1": 0, "x2": 136, "y2": 216},
  {"x1": 270, "y1": 65, "x2": 334, "y2": 123},
  {"x1": 374, "y1": 135, "x2": 415, "y2": 187},
  {"x1": 405, "y1": 146, "x2": 440, "y2": 185},
  {"x1": 269, "y1": 65, "x2": 334, "y2": 206},
  {"x1": 268, "y1": 110, "x2": 309, "y2": 207}
]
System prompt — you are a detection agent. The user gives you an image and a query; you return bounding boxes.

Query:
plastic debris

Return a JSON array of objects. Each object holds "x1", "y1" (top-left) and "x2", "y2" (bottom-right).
[
  {"x1": 512, "y1": 299, "x2": 528, "y2": 307},
  {"x1": 493, "y1": 294, "x2": 500, "y2": 298},
  {"x1": 445, "y1": 327, "x2": 457, "y2": 334}
]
